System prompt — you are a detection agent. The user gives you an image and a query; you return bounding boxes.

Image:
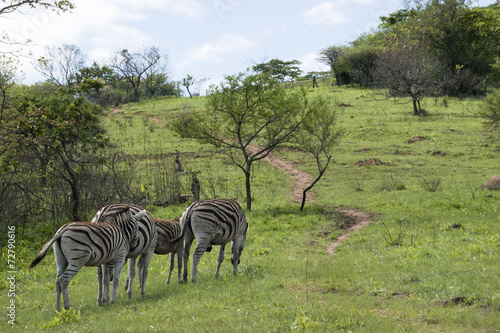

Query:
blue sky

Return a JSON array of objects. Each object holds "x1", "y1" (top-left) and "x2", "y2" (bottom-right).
[{"x1": 3, "y1": 0, "x2": 497, "y2": 95}]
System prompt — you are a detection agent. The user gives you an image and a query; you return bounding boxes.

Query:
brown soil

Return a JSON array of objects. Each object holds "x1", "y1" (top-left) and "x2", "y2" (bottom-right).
[
  {"x1": 354, "y1": 158, "x2": 394, "y2": 166},
  {"x1": 483, "y1": 175, "x2": 500, "y2": 190},
  {"x1": 108, "y1": 106, "x2": 122, "y2": 114},
  {"x1": 408, "y1": 136, "x2": 427, "y2": 143},
  {"x1": 252, "y1": 146, "x2": 374, "y2": 254}
]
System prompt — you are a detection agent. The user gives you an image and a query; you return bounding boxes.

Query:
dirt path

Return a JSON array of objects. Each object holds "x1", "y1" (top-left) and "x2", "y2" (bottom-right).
[{"x1": 257, "y1": 150, "x2": 373, "y2": 254}]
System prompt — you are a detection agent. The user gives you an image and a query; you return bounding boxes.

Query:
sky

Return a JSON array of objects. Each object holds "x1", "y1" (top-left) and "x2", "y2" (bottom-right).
[{"x1": 2, "y1": 0, "x2": 497, "y2": 95}]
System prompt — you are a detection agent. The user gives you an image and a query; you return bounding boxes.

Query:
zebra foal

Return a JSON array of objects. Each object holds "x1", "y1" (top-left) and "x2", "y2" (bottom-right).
[
  {"x1": 179, "y1": 198, "x2": 249, "y2": 282},
  {"x1": 154, "y1": 218, "x2": 184, "y2": 284},
  {"x1": 92, "y1": 203, "x2": 158, "y2": 299},
  {"x1": 28, "y1": 206, "x2": 144, "y2": 311}
]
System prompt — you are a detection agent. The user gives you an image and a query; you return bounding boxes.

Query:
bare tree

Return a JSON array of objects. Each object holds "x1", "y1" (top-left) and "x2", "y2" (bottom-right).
[
  {"x1": 375, "y1": 44, "x2": 445, "y2": 115},
  {"x1": 35, "y1": 44, "x2": 86, "y2": 87},
  {"x1": 109, "y1": 46, "x2": 167, "y2": 102}
]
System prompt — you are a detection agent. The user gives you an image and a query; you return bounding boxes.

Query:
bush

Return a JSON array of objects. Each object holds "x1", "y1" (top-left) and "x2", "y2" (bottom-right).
[{"x1": 481, "y1": 89, "x2": 500, "y2": 145}]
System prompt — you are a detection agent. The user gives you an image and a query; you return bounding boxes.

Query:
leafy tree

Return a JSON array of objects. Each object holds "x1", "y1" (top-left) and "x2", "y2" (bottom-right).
[
  {"x1": 297, "y1": 97, "x2": 341, "y2": 211},
  {"x1": 0, "y1": 55, "x2": 18, "y2": 125},
  {"x1": 6, "y1": 82, "x2": 107, "y2": 220},
  {"x1": 172, "y1": 71, "x2": 307, "y2": 210},
  {"x1": 481, "y1": 89, "x2": 500, "y2": 145},
  {"x1": 35, "y1": 44, "x2": 87, "y2": 88},
  {"x1": 109, "y1": 46, "x2": 168, "y2": 102},
  {"x1": 318, "y1": 46, "x2": 346, "y2": 87},
  {"x1": 182, "y1": 74, "x2": 195, "y2": 98},
  {"x1": 252, "y1": 59, "x2": 302, "y2": 83},
  {"x1": 397, "y1": 1, "x2": 500, "y2": 94}
]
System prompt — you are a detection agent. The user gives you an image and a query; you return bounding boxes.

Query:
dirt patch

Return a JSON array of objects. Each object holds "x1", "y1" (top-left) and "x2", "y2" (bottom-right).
[
  {"x1": 108, "y1": 106, "x2": 122, "y2": 115},
  {"x1": 150, "y1": 117, "x2": 165, "y2": 124},
  {"x1": 259, "y1": 150, "x2": 315, "y2": 202},
  {"x1": 354, "y1": 158, "x2": 394, "y2": 166},
  {"x1": 483, "y1": 175, "x2": 500, "y2": 190},
  {"x1": 326, "y1": 209, "x2": 373, "y2": 254},
  {"x1": 247, "y1": 145, "x2": 374, "y2": 254},
  {"x1": 408, "y1": 136, "x2": 427, "y2": 143},
  {"x1": 338, "y1": 103, "x2": 354, "y2": 107}
]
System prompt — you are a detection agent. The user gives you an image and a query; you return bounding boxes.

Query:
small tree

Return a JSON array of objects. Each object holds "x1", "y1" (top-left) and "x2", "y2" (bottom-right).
[
  {"x1": 481, "y1": 89, "x2": 500, "y2": 146},
  {"x1": 109, "y1": 46, "x2": 168, "y2": 102},
  {"x1": 252, "y1": 59, "x2": 302, "y2": 83},
  {"x1": 172, "y1": 71, "x2": 307, "y2": 210},
  {"x1": 35, "y1": 44, "x2": 87, "y2": 88},
  {"x1": 375, "y1": 44, "x2": 444, "y2": 115},
  {"x1": 318, "y1": 46, "x2": 345, "y2": 87},
  {"x1": 297, "y1": 97, "x2": 341, "y2": 211},
  {"x1": 182, "y1": 74, "x2": 195, "y2": 98}
]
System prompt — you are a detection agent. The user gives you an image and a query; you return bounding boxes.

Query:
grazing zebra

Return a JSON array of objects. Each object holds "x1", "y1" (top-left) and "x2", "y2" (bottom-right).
[
  {"x1": 180, "y1": 198, "x2": 249, "y2": 282},
  {"x1": 91, "y1": 204, "x2": 158, "y2": 299},
  {"x1": 154, "y1": 219, "x2": 184, "y2": 284},
  {"x1": 28, "y1": 206, "x2": 144, "y2": 311}
]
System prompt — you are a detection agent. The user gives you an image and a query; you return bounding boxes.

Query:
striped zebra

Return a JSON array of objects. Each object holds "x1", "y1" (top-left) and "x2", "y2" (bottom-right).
[
  {"x1": 28, "y1": 206, "x2": 144, "y2": 311},
  {"x1": 154, "y1": 219, "x2": 184, "y2": 284},
  {"x1": 179, "y1": 198, "x2": 249, "y2": 282},
  {"x1": 91, "y1": 204, "x2": 158, "y2": 299}
]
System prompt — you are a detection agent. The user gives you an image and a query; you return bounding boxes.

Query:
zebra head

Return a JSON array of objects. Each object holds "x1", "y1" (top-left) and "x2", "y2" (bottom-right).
[
  {"x1": 230, "y1": 223, "x2": 248, "y2": 265},
  {"x1": 129, "y1": 209, "x2": 146, "y2": 248}
]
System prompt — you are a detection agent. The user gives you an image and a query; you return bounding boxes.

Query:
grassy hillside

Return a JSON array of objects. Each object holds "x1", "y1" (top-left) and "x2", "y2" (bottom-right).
[{"x1": 1, "y1": 85, "x2": 499, "y2": 332}]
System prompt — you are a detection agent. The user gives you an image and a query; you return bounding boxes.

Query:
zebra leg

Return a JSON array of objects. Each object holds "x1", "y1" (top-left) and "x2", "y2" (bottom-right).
[
  {"x1": 215, "y1": 245, "x2": 226, "y2": 278},
  {"x1": 101, "y1": 263, "x2": 111, "y2": 304},
  {"x1": 167, "y1": 252, "x2": 174, "y2": 284},
  {"x1": 182, "y1": 238, "x2": 193, "y2": 283},
  {"x1": 54, "y1": 241, "x2": 68, "y2": 311},
  {"x1": 125, "y1": 258, "x2": 136, "y2": 298},
  {"x1": 176, "y1": 248, "x2": 183, "y2": 284},
  {"x1": 97, "y1": 266, "x2": 103, "y2": 304},
  {"x1": 110, "y1": 257, "x2": 126, "y2": 303},
  {"x1": 57, "y1": 264, "x2": 83, "y2": 310},
  {"x1": 191, "y1": 239, "x2": 211, "y2": 282},
  {"x1": 138, "y1": 252, "x2": 153, "y2": 296}
]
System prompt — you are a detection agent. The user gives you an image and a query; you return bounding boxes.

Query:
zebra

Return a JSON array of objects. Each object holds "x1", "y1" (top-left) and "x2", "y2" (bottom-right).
[
  {"x1": 154, "y1": 218, "x2": 184, "y2": 284},
  {"x1": 179, "y1": 198, "x2": 249, "y2": 282},
  {"x1": 91, "y1": 204, "x2": 158, "y2": 299},
  {"x1": 28, "y1": 206, "x2": 144, "y2": 311}
]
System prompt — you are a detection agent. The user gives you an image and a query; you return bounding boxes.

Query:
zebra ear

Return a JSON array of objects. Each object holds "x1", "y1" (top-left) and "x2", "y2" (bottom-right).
[{"x1": 133, "y1": 210, "x2": 147, "y2": 221}]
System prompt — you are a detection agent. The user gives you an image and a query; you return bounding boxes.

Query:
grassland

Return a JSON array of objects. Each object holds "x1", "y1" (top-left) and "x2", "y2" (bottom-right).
[{"x1": 1, "y1": 84, "x2": 499, "y2": 332}]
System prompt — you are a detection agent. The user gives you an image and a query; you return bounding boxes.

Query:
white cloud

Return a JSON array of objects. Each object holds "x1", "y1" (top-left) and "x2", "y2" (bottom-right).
[
  {"x1": 301, "y1": 2, "x2": 350, "y2": 26},
  {"x1": 298, "y1": 52, "x2": 329, "y2": 74},
  {"x1": 186, "y1": 34, "x2": 255, "y2": 63},
  {"x1": 112, "y1": 0, "x2": 206, "y2": 19}
]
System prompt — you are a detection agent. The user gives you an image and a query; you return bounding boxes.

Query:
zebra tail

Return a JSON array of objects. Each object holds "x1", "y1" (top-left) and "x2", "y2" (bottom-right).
[{"x1": 28, "y1": 233, "x2": 62, "y2": 269}]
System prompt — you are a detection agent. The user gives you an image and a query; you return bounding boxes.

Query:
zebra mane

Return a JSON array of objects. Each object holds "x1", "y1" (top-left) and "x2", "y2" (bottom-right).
[{"x1": 102, "y1": 205, "x2": 132, "y2": 222}]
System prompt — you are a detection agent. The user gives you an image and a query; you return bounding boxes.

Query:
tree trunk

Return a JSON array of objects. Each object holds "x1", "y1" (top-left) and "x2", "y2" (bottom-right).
[
  {"x1": 244, "y1": 166, "x2": 252, "y2": 211},
  {"x1": 412, "y1": 98, "x2": 420, "y2": 116},
  {"x1": 300, "y1": 156, "x2": 331, "y2": 212}
]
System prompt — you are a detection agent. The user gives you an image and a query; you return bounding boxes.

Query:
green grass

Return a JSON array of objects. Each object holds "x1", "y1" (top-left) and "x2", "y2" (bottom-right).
[{"x1": 1, "y1": 85, "x2": 499, "y2": 332}]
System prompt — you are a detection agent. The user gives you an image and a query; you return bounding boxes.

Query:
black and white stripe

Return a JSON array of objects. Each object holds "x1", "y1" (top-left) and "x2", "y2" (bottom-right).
[
  {"x1": 180, "y1": 198, "x2": 249, "y2": 282},
  {"x1": 154, "y1": 219, "x2": 183, "y2": 284},
  {"x1": 29, "y1": 206, "x2": 144, "y2": 311},
  {"x1": 91, "y1": 203, "x2": 158, "y2": 299}
]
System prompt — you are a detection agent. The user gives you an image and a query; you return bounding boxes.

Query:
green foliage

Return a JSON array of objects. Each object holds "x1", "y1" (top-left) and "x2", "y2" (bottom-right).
[
  {"x1": 480, "y1": 88, "x2": 500, "y2": 145},
  {"x1": 252, "y1": 59, "x2": 302, "y2": 83},
  {"x1": 41, "y1": 308, "x2": 81, "y2": 329}
]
